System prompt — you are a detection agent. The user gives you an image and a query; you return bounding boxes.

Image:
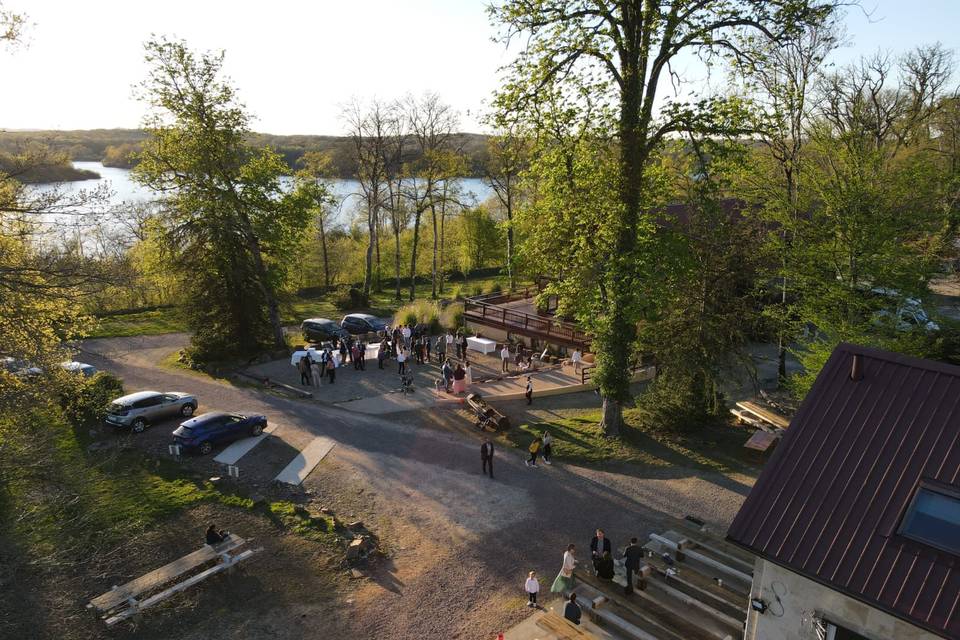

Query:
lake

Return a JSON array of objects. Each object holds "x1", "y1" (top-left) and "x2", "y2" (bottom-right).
[{"x1": 31, "y1": 162, "x2": 494, "y2": 228}]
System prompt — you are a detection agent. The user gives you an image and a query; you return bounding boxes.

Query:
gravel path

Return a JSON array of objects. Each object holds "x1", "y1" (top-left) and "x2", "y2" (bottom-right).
[{"x1": 80, "y1": 334, "x2": 755, "y2": 640}]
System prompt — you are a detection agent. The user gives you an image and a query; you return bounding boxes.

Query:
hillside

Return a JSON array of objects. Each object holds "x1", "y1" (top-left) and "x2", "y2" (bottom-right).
[{"x1": 0, "y1": 129, "x2": 491, "y2": 178}]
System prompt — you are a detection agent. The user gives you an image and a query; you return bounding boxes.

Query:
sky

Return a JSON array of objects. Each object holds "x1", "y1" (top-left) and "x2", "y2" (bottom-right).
[{"x1": 1, "y1": 0, "x2": 958, "y2": 136}]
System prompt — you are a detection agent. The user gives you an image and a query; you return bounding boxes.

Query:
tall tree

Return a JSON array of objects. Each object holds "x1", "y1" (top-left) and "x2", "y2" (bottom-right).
[
  {"x1": 483, "y1": 128, "x2": 528, "y2": 290},
  {"x1": 492, "y1": 0, "x2": 834, "y2": 435},
  {"x1": 297, "y1": 151, "x2": 337, "y2": 289},
  {"x1": 133, "y1": 38, "x2": 307, "y2": 361}
]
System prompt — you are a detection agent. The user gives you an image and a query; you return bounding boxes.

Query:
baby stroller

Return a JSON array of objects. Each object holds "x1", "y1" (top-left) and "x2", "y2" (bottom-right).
[{"x1": 400, "y1": 372, "x2": 415, "y2": 394}]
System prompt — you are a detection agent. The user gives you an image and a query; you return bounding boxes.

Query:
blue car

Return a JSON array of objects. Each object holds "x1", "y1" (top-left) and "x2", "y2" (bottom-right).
[{"x1": 172, "y1": 411, "x2": 267, "y2": 455}]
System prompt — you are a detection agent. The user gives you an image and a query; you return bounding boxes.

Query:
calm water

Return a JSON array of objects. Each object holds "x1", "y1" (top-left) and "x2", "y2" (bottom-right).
[{"x1": 31, "y1": 162, "x2": 494, "y2": 227}]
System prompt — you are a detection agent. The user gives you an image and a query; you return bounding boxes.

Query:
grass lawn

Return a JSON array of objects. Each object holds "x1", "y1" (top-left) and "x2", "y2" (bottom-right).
[
  {"x1": 503, "y1": 409, "x2": 753, "y2": 475},
  {"x1": 87, "y1": 274, "x2": 519, "y2": 339}
]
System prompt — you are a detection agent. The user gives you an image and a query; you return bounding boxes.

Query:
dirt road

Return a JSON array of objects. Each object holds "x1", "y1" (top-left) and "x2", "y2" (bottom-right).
[{"x1": 80, "y1": 334, "x2": 755, "y2": 639}]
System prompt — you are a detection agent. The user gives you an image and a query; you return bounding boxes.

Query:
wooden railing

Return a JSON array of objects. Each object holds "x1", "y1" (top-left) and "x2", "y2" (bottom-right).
[
  {"x1": 581, "y1": 355, "x2": 656, "y2": 385},
  {"x1": 463, "y1": 292, "x2": 588, "y2": 348}
]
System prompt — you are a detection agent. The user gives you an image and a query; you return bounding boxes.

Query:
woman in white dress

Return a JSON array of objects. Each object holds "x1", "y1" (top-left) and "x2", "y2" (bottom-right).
[
  {"x1": 551, "y1": 543, "x2": 577, "y2": 593},
  {"x1": 464, "y1": 362, "x2": 473, "y2": 387}
]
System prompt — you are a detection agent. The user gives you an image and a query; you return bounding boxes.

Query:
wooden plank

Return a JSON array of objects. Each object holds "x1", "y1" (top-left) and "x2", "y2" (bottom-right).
[
  {"x1": 661, "y1": 530, "x2": 755, "y2": 575},
  {"x1": 213, "y1": 423, "x2": 278, "y2": 465},
  {"x1": 641, "y1": 575, "x2": 744, "y2": 636},
  {"x1": 743, "y1": 430, "x2": 778, "y2": 452},
  {"x1": 536, "y1": 610, "x2": 600, "y2": 639},
  {"x1": 641, "y1": 562, "x2": 745, "y2": 620},
  {"x1": 642, "y1": 554, "x2": 745, "y2": 611},
  {"x1": 104, "y1": 547, "x2": 260, "y2": 625},
  {"x1": 735, "y1": 401, "x2": 789, "y2": 429},
  {"x1": 648, "y1": 534, "x2": 752, "y2": 594},
  {"x1": 89, "y1": 536, "x2": 244, "y2": 612},
  {"x1": 274, "y1": 436, "x2": 335, "y2": 485}
]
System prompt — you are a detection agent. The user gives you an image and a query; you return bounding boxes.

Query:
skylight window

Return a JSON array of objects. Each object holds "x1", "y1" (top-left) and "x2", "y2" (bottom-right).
[{"x1": 899, "y1": 485, "x2": 960, "y2": 555}]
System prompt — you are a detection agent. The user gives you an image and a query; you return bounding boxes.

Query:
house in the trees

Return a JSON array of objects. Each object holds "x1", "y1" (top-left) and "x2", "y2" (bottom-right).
[{"x1": 727, "y1": 343, "x2": 960, "y2": 640}]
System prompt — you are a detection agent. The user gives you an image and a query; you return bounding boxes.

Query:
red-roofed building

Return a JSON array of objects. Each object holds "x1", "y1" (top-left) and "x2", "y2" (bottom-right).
[{"x1": 728, "y1": 343, "x2": 960, "y2": 640}]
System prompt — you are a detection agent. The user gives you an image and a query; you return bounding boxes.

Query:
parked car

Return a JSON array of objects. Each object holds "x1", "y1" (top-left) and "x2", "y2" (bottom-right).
[
  {"x1": 867, "y1": 288, "x2": 940, "y2": 333},
  {"x1": 105, "y1": 390, "x2": 198, "y2": 433},
  {"x1": 60, "y1": 361, "x2": 97, "y2": 377},
  {"x1": 301, "y1": 317, "x2": 350, "y2": 344},
  {"x1": 1, "y1": 356, "x2": 43, "y2": 378},
  {"x1": 340, "y1": 313, "x2": 388, "y2": 335},
  {"x1": 172, "y1": 411, "x2": 267, "y2": 455}
]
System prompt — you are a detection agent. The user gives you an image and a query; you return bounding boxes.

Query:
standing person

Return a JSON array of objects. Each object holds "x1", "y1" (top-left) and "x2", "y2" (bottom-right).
[
  {"x1": 445, "y1": 330, "x2": 454, "y2": 358},
  {"x1": 352, "y1": 343, "x2": 361, "y2": 370},
  {"x1": 500, "y1": 344, "x2": 511, "y2": 373},
  {"x1": 325, "y1": 356, "x2": 336, "y2": 384},
  {"x1": 525, "y1": 376, "x2": 533, "y2": 405},
  {"x1": 452, "y1": 363, "x2": 466, "y2": 394},
  {"x1": 622, "y1": 537, "x2": 643, "y2": 594},
  {"x1": 441, "y1": 359, "x2": 454, "y2": 393},
  {"x1": 402, "y1": 324, "x2": 412, "y2": 350},
  {"x1": 298, "y1": 356, "x2": 311, "y2": 386},
  {"x1": 550, "y1": 544, "x2": 577, "y2": 593},
  {"x1": 392, "y1": 326, "x2": 402, "y2": 357},
  {"x1": 525, "y1": 437, "x2": 540, "y2": 467},
  {"x1": 436, "y1": 335, "x2": 446, "y2": 363},
  {"x1": 460, "y1": 333, "x2": 469, "y2": 361},
  {"x1": 425, "y1": 333, "x2": 432, "y2": 362},
  {"x1": 397, "y1": 348, "x2": 407, "y2": 375},
  {"x1": 563, "y1": 593, "x2": 582, "y2": 625},
  {"x1": 590, "y1": 529, "x2": 612, "y2": 575},
  {"x1": 413, "y1": 336, "x2": 423, "y2": 364},
  {"x1": 464, "y1": 361, "x2": 473, "y2": 387},
  {"x1": 571, "y1": 348, "x2": 583, "y2": 374},
  {"x1": 339, "y1": 339, "x2": 348, "y2": 366},
  {"x1": 357, "y1": 341, "x2": 366, "y2": 370},
  {"x1": 311, "y1": 357, "x2": 322, "y2": 388},
  {"x1": 524, "y1": 571, "x2": 539, "y2": 608},
  {"x1": 597, "y1": 551, "x2": 615, "y2": 581},
  {"x1": 377, "y1": 340, "x2": 387, "y2": 369},
  {"x1": 541, "y1": 431, "x2": 553, "y2": 465},
  {"x1": 480, "y1": 438, "x2": 494, "y2": 478}
]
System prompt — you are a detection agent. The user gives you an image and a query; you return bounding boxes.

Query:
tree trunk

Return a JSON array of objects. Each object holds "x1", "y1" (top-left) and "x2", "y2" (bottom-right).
[
  {"x1": 320, "y1": 217, "x2": 330, "y2": 289},
  {"x1": 374, "y1": 212, "x2": 382, "y2": 293},
  {"x1": 430, "y1": 202, "x2": 438, "y2": 299},
  {"x1": 439, "y1": 194, "x2": 447, "y2": 296},
  {"x1": 506, "y1": 187, "x2": 515, "y2": 291},
  {"x1": 363, "y1": 198, "x2": 376, "y2": 298},
  {"x1": 394, "y1": 227, "x2": 402, "y2": 301},
  {"x1": 409, "y1": 209, "x2": 422, "y2": 301},
  {"x1": 599, "y1": 397, "x2": 623, "y2": 438}
]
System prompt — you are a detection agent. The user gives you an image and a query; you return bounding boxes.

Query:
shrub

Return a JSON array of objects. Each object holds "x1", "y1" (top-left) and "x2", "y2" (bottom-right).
[
  {"x1": 472, "y1": 285, "x2": 484, "y2": 297},
  {"x1": 441, "y1": 302, "x2": 465, "y2": 332},
  {"x1": 60, "y1": 371, "x2": 125, "y2": 431},
  {"x1": 333, "y1": 285, "x2": 369, "y2": 311},
  {"x1": 393, "y1": 299, "x2": 441, "y2": 331},
  {"x1": 486, "y1": 282, "x2": 503, "y2": 295}
]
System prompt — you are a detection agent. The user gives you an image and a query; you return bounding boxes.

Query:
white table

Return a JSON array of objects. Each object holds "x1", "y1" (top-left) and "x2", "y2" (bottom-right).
[{"x1": 467, "y1": 336, "x2": 498, "y2": 354}]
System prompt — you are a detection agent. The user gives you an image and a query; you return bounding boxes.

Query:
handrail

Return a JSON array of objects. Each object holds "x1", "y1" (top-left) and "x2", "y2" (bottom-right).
[{"x1": 464, "y1": 294, "x2": 591, "y2": 347}]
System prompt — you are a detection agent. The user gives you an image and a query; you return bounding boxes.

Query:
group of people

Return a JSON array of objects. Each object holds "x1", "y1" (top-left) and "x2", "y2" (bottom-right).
[
  {"x1": 296, "y1": 337, "x2": 368, "y2": 386},
  {"x1": 521, "y1": 528, "x2": 645, "y2": 625},
  {"x1": 499, "y1": 342, "x2": 539, "y2": 374},
  {"x1": 524, "y1": 429, "x2": 551, "y2": 466}
]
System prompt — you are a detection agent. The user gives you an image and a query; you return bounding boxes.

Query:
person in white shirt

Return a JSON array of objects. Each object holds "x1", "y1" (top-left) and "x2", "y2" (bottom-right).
[
  {"x1": 445, "y1": 331, "x2": 454, "y2": 353},
  {"x1": 464, "y1": 362, "x2": 473, "y2": 386},
  {"x1": 524, "y1": 571, "x2": 540, "y2": 608},
  {"x1": 571, "y1": 349, "x2": 583, "y2": 374},
  {"x1": 500, "y1": 345, "x2": 510, "y2": 373},
  {"x1": 401, "y1": 325, "x2": 412, "y2": 350},
  {"x1": 397, "y1": 349, "x2": 407, "y2": 375},
  {"x1": 551, "y1": 544, "x2": 577, "y2": 593}
]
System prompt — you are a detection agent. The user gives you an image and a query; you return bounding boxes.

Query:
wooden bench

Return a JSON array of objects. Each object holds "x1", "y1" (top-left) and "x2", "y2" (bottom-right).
[
  {"x1": 536, "y1": 609, "x2": 600, "y2": 639},
  {"x1": 88, "y1": 534, "x2": 261, "y2": 625},
  {"x1": 734, "y1": 401, "x2": 789, "y2": 430}
]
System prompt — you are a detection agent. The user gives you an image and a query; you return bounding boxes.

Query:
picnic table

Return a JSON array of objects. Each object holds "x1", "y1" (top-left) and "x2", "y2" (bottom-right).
[
  {"x1": 88, "y1": 534, "x2": 260, "y2": 626},
  {"x1": 466, "y1": 336, "x2": 497, "y2": 354},
  {"x1": 731, "y1": 400, "x2": 790, "y2": 431}
]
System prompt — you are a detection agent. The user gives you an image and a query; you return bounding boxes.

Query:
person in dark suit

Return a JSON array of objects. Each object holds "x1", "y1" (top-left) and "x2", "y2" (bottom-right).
[
  {"x1": 563, "y1": 593, "x2": 582, "y2": 625},
  {"x1": 481, "y1": 439, "x2": 494, "y2": 479},
  {"x1": 205, "y1": 524, "x2": 227, "y2": 546},
  {"x1": 590, "y1": 528, "x2": 612, "y2": 574},
  {"x1": 622, "y1": 537, "x2": 644, "y2": 593}
]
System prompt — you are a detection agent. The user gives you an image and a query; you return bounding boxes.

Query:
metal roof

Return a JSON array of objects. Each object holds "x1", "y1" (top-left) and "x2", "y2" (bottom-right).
[{"x1": 727, "y1": 343, "x2": 960, "y2": 639}]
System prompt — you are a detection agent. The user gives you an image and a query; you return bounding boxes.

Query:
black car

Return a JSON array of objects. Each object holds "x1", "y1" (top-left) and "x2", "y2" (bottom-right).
[
  {"x1": 301, "y1": 318, "x2": 350, "y2": 344},
  {"x1": 340, "y1": 313, "x2": 388, "y2": 336},
  {"x1": 172, "y1": 411, "x2": 267, "y2": 455}
]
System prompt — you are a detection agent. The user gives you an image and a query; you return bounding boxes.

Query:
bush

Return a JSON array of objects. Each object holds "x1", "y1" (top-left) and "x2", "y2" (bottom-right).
[
  {"x1": 60, "y1": 371, "x2": 125, "y2": 431},
  {"x1": 333, "y1": 285, "x2": 369, "y2": 311},
  {"x1": 441, "y1": 302, "x2": 465, "y2": 332},
  {"x1": 393, "y1": 299, "x2": 441, "y2": 332},
  {"x1": 486, "y1": 282, "x2": 503, "y2": 295},
  {"x1": 472, "y1": 285, "x2": 484, "y2": 297}
]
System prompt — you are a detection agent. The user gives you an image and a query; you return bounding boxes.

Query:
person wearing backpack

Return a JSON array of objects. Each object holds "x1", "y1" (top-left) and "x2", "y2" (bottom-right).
[{"x1": 526, "y1": 437, "x2": 541, "y2": 467}]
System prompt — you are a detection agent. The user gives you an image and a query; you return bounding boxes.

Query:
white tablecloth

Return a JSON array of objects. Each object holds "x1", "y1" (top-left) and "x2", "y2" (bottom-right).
[{"x1": 467, "y1": 336, "x2": 497, "y2": 354}]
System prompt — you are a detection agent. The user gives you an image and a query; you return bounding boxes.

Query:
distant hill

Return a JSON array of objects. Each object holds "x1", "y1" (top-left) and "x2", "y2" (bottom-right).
[{"x1": 0, "y1": 129, "x2": 491, "y2": 179}]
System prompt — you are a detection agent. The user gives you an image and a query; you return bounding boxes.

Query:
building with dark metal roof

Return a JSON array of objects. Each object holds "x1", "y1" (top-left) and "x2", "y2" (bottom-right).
[{"x1": 727, "y1": 343, "x2": 960, "y2": 640}]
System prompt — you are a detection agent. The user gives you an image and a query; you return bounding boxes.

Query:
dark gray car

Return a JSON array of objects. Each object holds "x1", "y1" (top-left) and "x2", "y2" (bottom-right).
[{"x1": 105, "y1": 390, "x2": 198, "y2": 433}]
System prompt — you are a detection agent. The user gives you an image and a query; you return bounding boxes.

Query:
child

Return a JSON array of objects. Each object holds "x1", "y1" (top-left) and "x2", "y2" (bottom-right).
[
  {"x1": 524, "y1": 570, "x2": 540, "y2": 607},
  {"x1": 526, "y1": 437, "x2": 540, "y2": 466}
]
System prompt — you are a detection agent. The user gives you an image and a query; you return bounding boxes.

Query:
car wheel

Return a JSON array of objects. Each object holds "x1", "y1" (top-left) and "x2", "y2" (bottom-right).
[
  {"x1": 252, "y1": 423, "x2": 264, "y2": 436},
  {"x1": 180, "y1": 403, "x2": 195, "y2": 417},
  {"x1": 132, "y1": 418, "x2": 147, "y2": 433},
  {"x1": 199, "y1": 441, "x2": 212, "y2": 455}
]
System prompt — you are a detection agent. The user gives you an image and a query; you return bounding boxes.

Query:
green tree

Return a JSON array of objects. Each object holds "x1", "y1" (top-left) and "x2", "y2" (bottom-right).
[
  {"x1": 133, "y1": 38, "x2": 308, "y2": 362},
  {"x1": 492, "y1": 0, "x2": 834, "y2": 435}
]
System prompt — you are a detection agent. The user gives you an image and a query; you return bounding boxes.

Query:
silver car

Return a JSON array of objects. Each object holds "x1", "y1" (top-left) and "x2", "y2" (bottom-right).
[{"x1": 105, "y1": 390, "x2": 198, "y2": 433}]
